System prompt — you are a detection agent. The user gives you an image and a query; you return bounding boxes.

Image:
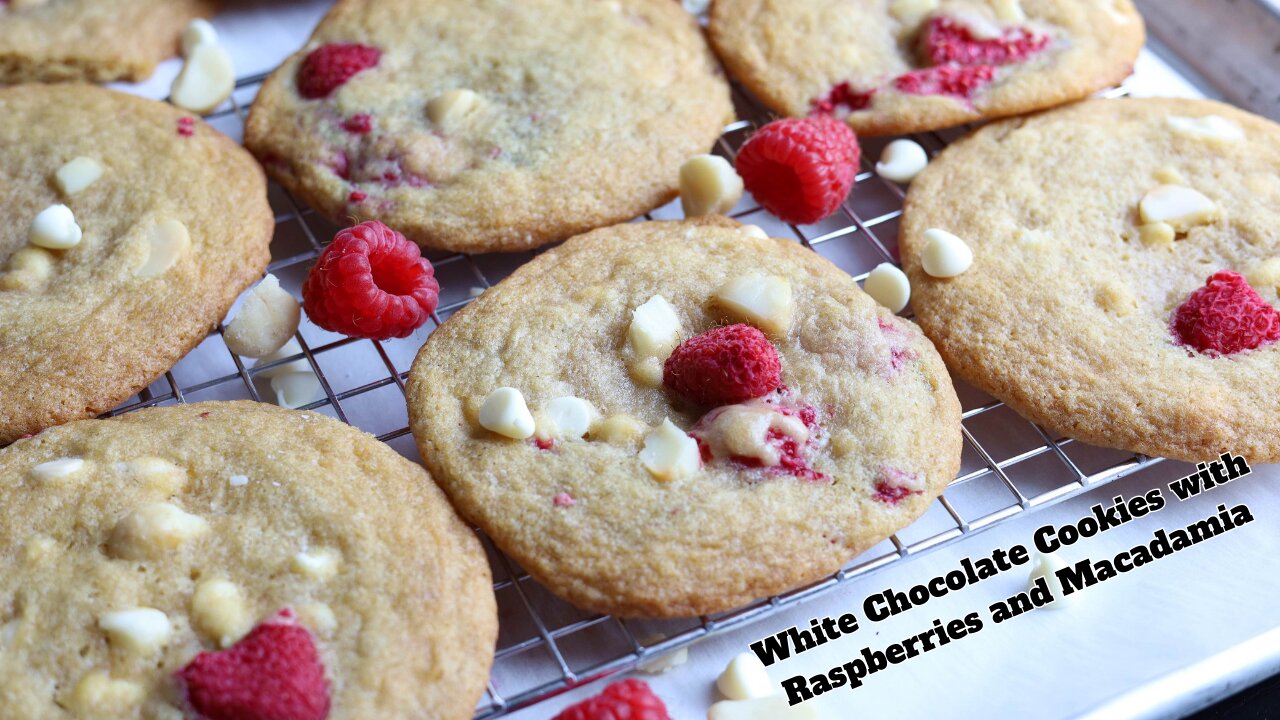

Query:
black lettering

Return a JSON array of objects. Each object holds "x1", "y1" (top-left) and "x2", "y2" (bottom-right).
[
  {"x1": 783, "y1": 676, "x2": 812, "y2": 706},
  {"x1": 1146, "y1": 488, "x2": 1166, "y2": 511},
  {"x1": 1187, "y1": 516, "x2": 1224, "y2": 543},
  {"x1": 863, "y1": 593, "x2": 890, "y2": 622},
  {"x1": 1222, "y1": 453, "x2": 1250, "y2": 479},
  {"x1": 1168, "y1": 471, "x2": 1202, "y2": 501},
  {"x1": 1231, "y1": 504, "x2": 1254, "y2": 525},
  {"x1": 886, "y1": 644, "x2": 907, "y2": 664},
  {"x1": 963, "y1": 611, "x2": 983, "y2": 635},
  {"x1": 750, "y1": 632, "x2": 793, "y2": 666},
  {"x1": 1033, "y1": 524, "x2": 1060, "y2": 553},
  {"x1": 988, "y1": 600, "x2": 1011, "y2": 624},
  {"x1": 1008, "y1": 544, "x2": 1029, "y2": 565},
  {"x1": 788, "y1": 626, "x2": 817, "y2": 653},
  {"x1": 1056, "y1": 559, "x2": 1097, "y2": 594},
  {"x1": 843, "y1": 660, "x2": 866, "y2": 689}
]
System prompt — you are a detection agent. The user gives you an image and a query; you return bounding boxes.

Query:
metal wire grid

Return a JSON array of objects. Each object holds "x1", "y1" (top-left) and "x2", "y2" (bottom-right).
[{"x1": 98, "y1": 67, "x2": 1164, "y2": 718}]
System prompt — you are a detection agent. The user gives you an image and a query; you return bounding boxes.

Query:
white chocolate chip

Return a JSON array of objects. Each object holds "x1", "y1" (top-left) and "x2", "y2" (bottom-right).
[
  {"x1": 98, "y1": 608, "x2": 171, "y2": 656},
  {"x1": 681, "y1": 0, "x2": 711, "y2": 13},
  {"x1": 479, "y1": 387, "x2": 536, "y2": 440},
  {"x1": 1028, "y1": 551, "x2": 1077, "y2": 609},
  {"x1": 628, "y1": 355, "x2": 665, "y2": 388},
  {"x1": 55, "y1": 156, "x2": 104, "y2": 196},
  {"x1": 120, "y1": 457, "x2": 188, "y2": 494},
  {"x1": 426, "y1": 88, "x2": 482, "y2": 126},
  {"x1": 1166, "y1": 115, "x2": 1245, "y2": 142},
  {"x1": 191, "y1": 579, "x2": 252, "y2": 647},
  {"x1": 108, "y1": 502, "x2": 209, "y2": 560},
  {"x1": 717, "y1": 651, "x2": 774, "y2": 700},
  {"x1": 291, "y1": 547, "x2": 341, "y2": 581},
  {"x1": 638, "y1": 419, "x2": 700, "y2": 482},
  {"x1": 535, "y1": 396, "x2": 599, "y2": 441},
  {"x1": 1, "y1": 246, "x2": 55, "y2": 291},
  {"x1": 223, "y1": 274, "x2": 301, "y2": 358},
  {"x1": 254, "y1": 338, "x2": 323, "y2": 409},
  {"x1": 591, "y1": 414, "x2": 649, "y2": 448},
  {"x1": 709, "y1": 696, "x2": 818, "y2": 720},
  {"x1": 920, "y1": 228, "x2": 973, "y2": 278},
  {"x1": 171, "y1": 42, "x2": 235, "y2": 114},
  {"x1": 181, "y1": 18, "x2": 218, "y2": 56},
  {"x1": 629, "y1": 295, "x2": 683, "y2": 359},
  {"x1": 679, "y1": 154, "x2": 744, "y2": 217},
  {"x1": 228, "y1": 474, "x2": 249, "y2": 487},
  {"x1": 1153, "y1": 166, "x2": 1187, "y2": 186},
  {"x1": 1138, "y1": 185, "x2": 1218, "y2": 231},
  {"x1": 875, "y1": 139, "x2": 928, "y2": 184},
  {"x1": 295, "y1": 602, "x2": 337, "y2": 638},
  {"x1": 137, "y1": 219, "x2": 191, "y2": 278},
  {"x1": 29, "y1": 204, "x2": 82, "y2": 250},
  {"x1": 889, "y1": 0, "x2": 938, "y2": 26},
  {"x1": 713, "y1": 273, "x2": 793, "y2": 335},
  {"x1": 638, "y1": 646, "x2": 690, "y2": 674},
  {"x1": 1137, "y1": 222, "x2": 1175, "y2": 249},
  {"x1": 1246, "y1": 258, "x2": 1280, "y2": 296},
  {"x1": 739, "y1": 224, "x2": 768, "y2": 240},
  {"x1": 30, "y1": 457, "x2": 86, "y2": 482},
  {"x1": 863, "y1": 263, "x2": 911, "y2": 313},
  {"x1": 68, "y1": 672, "x2": 145, "y2": 714},
  {"x1": 990, "y1": 0, "x2": 1026, "y2": 22},
  {"x1": 698, "y1": 400, "x2": 809, "y2": 467}
]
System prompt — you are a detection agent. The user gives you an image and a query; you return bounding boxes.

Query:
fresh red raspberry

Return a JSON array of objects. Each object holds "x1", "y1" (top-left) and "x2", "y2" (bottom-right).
[
  {"x1": 341, "y1": 113, "x2": 373, "y2": 134},
  {"x1": 893, "y1": 64, "x2": 995, "y2": 100},
  {"x1": 177, "y1": 611, "x2": 329, "y2": 720},
  {"x1": 810, "y1": 81, "x2": 876, "y2": 116},
  {"x1": 663, "y1": 324, "x2": 782, "y2": 408},
  {"x1": 1172, "y1": 270, "x2": 1280, "y2": 356},
  {"x1": 297, "y1": 43, "x2": 381, "y2": 99},
  {"x1": 921, "y1": 16, "x2": 1050, "y2": 66},
  {"x1": 553, "y1": 679, "x2": 670, "y2": 720},
  {"x1": 302, "y1": 220, "x2": 439, "y2": 339},
  {"x1": 734, "y1": 116, "x2": 860, "y2": 224}
]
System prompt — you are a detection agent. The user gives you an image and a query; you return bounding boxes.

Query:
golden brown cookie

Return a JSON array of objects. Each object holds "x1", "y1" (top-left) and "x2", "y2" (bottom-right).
[
  {"x1": 708, "y1": 0, "x2": 1145, "y2": 136},
  {"x1": 0, "y1": 84, "x2": 272, "y2": 444},
  {"x1": 407, "y1": 218, "x2": 963, "y2": 617},
  {"x1": 901, "y1": 98, "x2": 1280, "y2": 463},
  {"x1": 244, "y1": 0, "x2": 734, "y2": 253},
  {"x1": 0, "y1": 0, "x2": 215, "y2": 84},
  {"x1": 0, "y1": 401, "x2": 496, "y2": 719}
]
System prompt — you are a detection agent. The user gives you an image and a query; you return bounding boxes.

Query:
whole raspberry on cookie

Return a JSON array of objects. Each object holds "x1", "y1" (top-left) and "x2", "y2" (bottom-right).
[
  {"x1": 1172, "y1": 270, "x2": 1280, "y2": 356},
  {"x1": 297, "y1": 43, "x2": 381, "y2": 99},
  {"x1": 921, "y1": 16, "x2": 1051, "y2": 67},
  {"x1": 553, "y1": 679, "x2": 670, "y2": 720},
  {"x1": 734, "y1": 116, "x2": 860, "y2": 225},
  {"x1": 664, "y1": 324, "x2": 782, "y2": 407},
  {"x1": 302, "y1": 220, "x2": 440, "y2": 340},
  {"x1": 178, "y1": 611, "x2": 330, "y2": 720}
]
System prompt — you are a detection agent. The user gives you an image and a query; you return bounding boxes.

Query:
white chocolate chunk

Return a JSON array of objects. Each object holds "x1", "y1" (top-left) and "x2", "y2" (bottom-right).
[
  {"x1": 739, "y1": 224, "x2": 768, "y2": 240},
  {"x1": 536, "y1": 396, "x2": 599, "y2": 441},
  {"x1": 990, "y1": 0, "x2": 1026, "y2": 22},
  {"x1": 171, "y1": 42, "x2": 235, "y2": 114},
  {"x1": 31, "y1": 457, "x2": 85, "y2": 482},
  {"x1": 22, "y1": 536, "x2": 56, "y2": 564},
  {"x1": 1247, "y1": 258, "x2": 1280, "y2": 295},
  {"x1": 875, "y1": 139, "x2": 928, "y2": 184},
  {"x1": 108, "y1": 502, "x2": 209, "y2": 559},
  {"x1": 1, "y1": 246, "x2": 55, "y2": 291},
  {"x1": 1139, "y1": 185, "x2": 1218, "y2": 231},
  {"x1": 1029, "y1": 551, "x2": 1077, "y2": 609},
  {"x1": 427, "y1": 88, "x2": 482, "y2": 126},
  {"x1": 223, "y1": 274, "x2": 301, "y2": 358},
  {"x1": 295, "y1": 602, "x2": 337, "y2": 638},
  {"x1": 638, "y1": 419, "x2": 700, "y2": 482},
  {"x1": 121, "y1": 457, "x2": 188, "y2": 494},
  {"x1": 192, "y1": 579, "x2": 251, "y2": 647},
  {"x1": 1166, "y1": 115, "x2": 1244, "y2": 142},
  {"x1": 181, "y1": 18, "x2": 218, "y2": 56},
  {"x1": 889, "y1": 0, "x2": 938, "y2": 25},
  {"x1": 228, "y1": 474, "x2": 249, "y2": 487},
  {"x1": 699, "y1": 400, "x2": 809, "y2": 467},
  {"x1": 628, "y1": 355, "x2": 665, "y2": 388},
  {"x1": 717, "y1": 651, "x2": 774, "y2": 700},
  {"x1": 679, "y1": 154, "x2": 744, "y2": 217},
  {"x1": 254, "y1": 338, "x2": 323, "y2": 409},
  {"x1": 638, "y1": 647, "x2": 689, "y2": 674},
  {"x1": 55, "y1": 156, "x2": 104, "y2": 196},
  {"x1": 1138, "y1": 221, "x2": 1175, "y2": 249},
  {"x1": 479, "y1": 387, "x2": 536, "y2": 440},
  {"x1": 713, "y1": 273, "x2": 793, "y2": 335},
  {"x1": 29, "y1": 204, "x2": 82, "y2": 250},
  {"x1": 629, "y1": 295, "x2": 683, "y2": 358},
  {"x1": 863, "y1": 263, "x2": 911, "y2": 313},
  {"x1": 681, "y1": 0, "x2": 711, "y2": 13},
  {"x1": 68, "y1": 672, "x2": 145, "y2": 714},
  {"x1": 920, "y1": 229, "x2": 973, "y2": 278},
  {"x1": 98, "y1": 608, "x2": 171, "y2": 655},
  {"x1": 292, "y1": 548, "x2": 341, "y2": 581},
  {"x1": 1153, "y1": 166, "x2": 1187, "y2": 186},
  {"x1": 137, "y1": 219, "x2": 190, "y2": 278},
  {"x1": 591, "y1": 414, "x2": 649, "y2": 448},
  {"x1": 709, "y1": 696, "x2": 819, "y2": 720}
]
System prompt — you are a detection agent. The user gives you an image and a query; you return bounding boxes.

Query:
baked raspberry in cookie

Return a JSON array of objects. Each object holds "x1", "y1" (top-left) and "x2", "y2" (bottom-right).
[
  {"x1": 406, "y1": 218, "x2": 962, "y2": 617},
  {"x1": 0, "y1": 402, "x2": 495, "y2": 719},
  {"x1": 708, "y1": 0, "x2": 1145, "y2": 136},
  {"x1": 245, "y1": 0, "x2": 733, "y2": 253},
  {"x1": 901, "y1": 98, "x2": 1280, "y2": 463}
]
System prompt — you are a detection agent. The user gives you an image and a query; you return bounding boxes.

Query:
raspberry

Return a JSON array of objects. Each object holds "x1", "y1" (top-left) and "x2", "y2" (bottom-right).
[
  {"x1": 341, "y1": 113, "x2": 373, "y2": 134},
  {"x1": 810, "y1": 82, "x2": 876, "y2": 116},
  {"x1": 921, "y1": 16, "x2": 1050, "y2": 66},
  {"x1": 177, "y1": 611, "x2": 329, "y2": 720},
  {"x1": 734, "y1": 116, "x2": 860, "y2": 225},
  {"x1": 553, "y1": 679, "x2": 670, "y2": 720},
  {"x1": 1172, "y1": 270, "x2": 1280, "y2": 356},
  {"x1": 893, "y1": 64, "x2": 995, "y2": 101},
  {"x1": 297, "y1": 43, "x2": 380, "y2": 99},
  {"x1": 872, "y1": 467, "x2": 924, "y2": 505},
  {"x1": 663, "y1": 324, "x2": 782, "y2": 407},
  {"x1": 302, "y1": 220, "x2": 439, "y2": 339}
]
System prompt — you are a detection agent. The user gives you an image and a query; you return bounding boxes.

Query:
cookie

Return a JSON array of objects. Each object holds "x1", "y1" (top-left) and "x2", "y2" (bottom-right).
[
  {"x1": 901, "y1": 97, "x2": 1280, "y2": 463},
  {"x1": 0, "y1": 401, "x2": 496, "y2": 719},
  {"x1": 0, "y1": 0, "x2": 215, "y2": 84},
  {"x1": 707, "y1": 0, "x2": 1145, "y2": 136},
  {"x1": 0, "y1": 84, "x2": 273, "y2": 444},
  {"x1": 406, "y1": 218, "x2": 963, "y2": 617},
  {"x1": 244, "y1": 0, "x2": 733, "y2": 254}
]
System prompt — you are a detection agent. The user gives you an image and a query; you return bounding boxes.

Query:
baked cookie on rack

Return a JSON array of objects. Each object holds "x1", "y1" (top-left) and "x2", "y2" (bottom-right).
[
  {"x1": 0, "y1": 401, "x2": 496, "y2": 719},
  {"x1": 707, "y1": 0, "x2": 1145, "y2": 136},
  {"x1": 0, "y1": 0, "x2": 215, "y2": 83},
  {"x1": 406, "y1": 218, "x2": 963, "y2": 617},
  {"x1": 0, "y1": 84, "x2": 272, "y2": 444},
  {"x1": 901, "y1": 97, "x2": 1280, "y2": 463},
  {"x1": 244, "y1": 0, "x2": 733, "y2": 254}
]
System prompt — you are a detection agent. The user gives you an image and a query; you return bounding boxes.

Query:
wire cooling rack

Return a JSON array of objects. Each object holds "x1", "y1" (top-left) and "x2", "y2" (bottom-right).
[{"x1": 101, "y1": 62, "x2": 1163, "y2": 719}]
